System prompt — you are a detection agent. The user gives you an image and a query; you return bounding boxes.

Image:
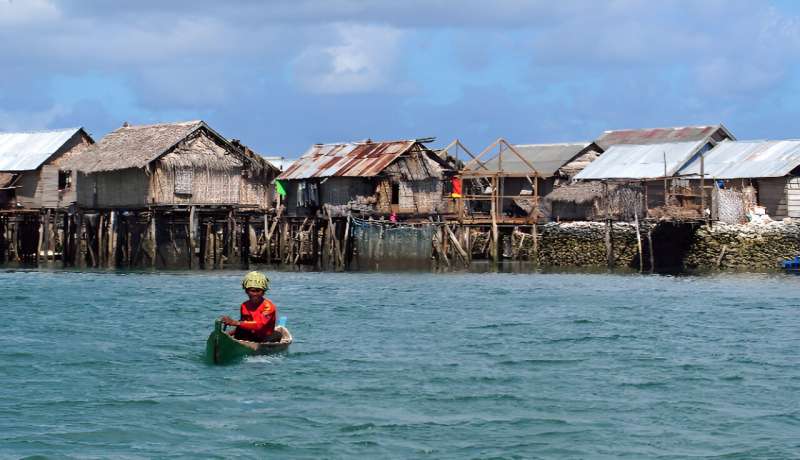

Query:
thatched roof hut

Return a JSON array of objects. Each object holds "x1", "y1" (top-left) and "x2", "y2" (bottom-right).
[{"x1": 65, "y1": 120, "x2": 278, "y2": 209}]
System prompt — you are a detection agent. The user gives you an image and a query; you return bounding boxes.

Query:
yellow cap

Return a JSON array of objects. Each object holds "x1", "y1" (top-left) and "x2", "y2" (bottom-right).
[{"x1": 241, "y1": 271, "x2": 269, "y2": 291}]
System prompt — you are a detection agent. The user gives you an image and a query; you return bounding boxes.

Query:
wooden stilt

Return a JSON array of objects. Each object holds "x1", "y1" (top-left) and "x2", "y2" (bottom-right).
[
  {"x1": 227, "y1": 210, "x2": 235, "y2": 262},
  {"x1": 490, "y1": 211, "x2": 499, "y2": 265},
  {"x1": 108, "y1": 210, "x2": 116, "y2": 268},
  {"x1": 62, "y1": 212, "x2": 71, "y2": 267},
  {"x1": 635, "y1": 213, "x2": 643, "y2": 273},
  {"x1": 605, "y1": 219, "x2": 614, "y2": 269},
  {"x1": 51, "y1": 210, "x2": 58, "y2": 262},
  {"x1": 149, "y1": 211, "x2": 157, "y2": 268},
  {"x1": 604, "y1": 181, "x2": 614, "y2": 269},
  {"x1": 648, "y1": 227, "x2": 655, "y2": 273},
  {"x1": 0, "y1": 216, "x2": 5, "y2": 265},
  {"x1": 445, "y1": 223, "x2": 468, "y2": 266},
  {"x1": 241, "y1": 214, "x2": 250, "y2": 269},
  {"x1": 340, "y1": 215, "x2": 350, "y2": 270},
  {"x1": 188, "y1": 206, "x2": 196, "y2": 270},
  {"x1": 213, "y1": 220, "x2": 219, "y2": 269},
  {"x1": 37, "y1": 212, "x2": 45, "y2": 264}
]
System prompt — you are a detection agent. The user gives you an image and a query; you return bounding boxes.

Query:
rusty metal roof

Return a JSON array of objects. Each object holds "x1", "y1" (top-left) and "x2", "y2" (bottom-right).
[
  {"x1": 0, "y1": 127, "x2": 85, "y2": 171},
  {"x1": 595, "y1": 125, "x2": 733, "y2": 150},
  {"x1": 679, "y1": 140, "x2": 800, "y2": 178},
  {"x1": 278, "y1": 140, "x2": 418, "y2": 180}
]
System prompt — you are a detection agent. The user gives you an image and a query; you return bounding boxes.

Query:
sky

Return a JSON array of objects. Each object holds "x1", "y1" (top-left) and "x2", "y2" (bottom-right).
[{"x1": 3, "y1": 0, "x2": 800, "y2": 159}]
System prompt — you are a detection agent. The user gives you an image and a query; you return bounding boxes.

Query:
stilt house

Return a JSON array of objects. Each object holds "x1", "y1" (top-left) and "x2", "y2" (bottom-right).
[
  {"x1": 462, "y1": 141, "x2": 602, "y2": 220},
  {"x1": 277, "y1": 139, "x2": 455, "y2": 218},
  {"x1": 547, "y1": 125, "x2": 735, "y2": 220},
  {"x1": 64, "y1": 121, "x2": 278, "y2": 210},
  {"x1": 678, "y1": 139, "x2": 800, "y2": 222},
  {"x1": 0, "y1": 127, "x2": 94, "y2": 209}
]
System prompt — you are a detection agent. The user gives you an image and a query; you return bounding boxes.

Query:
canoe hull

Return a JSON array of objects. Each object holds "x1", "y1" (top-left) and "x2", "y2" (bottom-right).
[{"x1": 206, "y1": 321, "x2": 292, "y2": 365}]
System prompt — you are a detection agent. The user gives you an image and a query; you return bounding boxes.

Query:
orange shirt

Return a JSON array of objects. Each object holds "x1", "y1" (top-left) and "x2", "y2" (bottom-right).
[{"x1": 237, "y1": 298, "x2": 277, "y2": 341}]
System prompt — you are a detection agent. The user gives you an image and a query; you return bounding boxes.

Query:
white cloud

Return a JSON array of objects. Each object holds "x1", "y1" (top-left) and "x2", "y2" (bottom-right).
[
  {"x1": 0, "y1": 104, "x2": 69, "y2": 131},
  {"x1": 0, "y1": 0, "x2": 60, "y2": 26},
  {"x1": 290, "y1": 24, "x2": 405, "y2": 94}
]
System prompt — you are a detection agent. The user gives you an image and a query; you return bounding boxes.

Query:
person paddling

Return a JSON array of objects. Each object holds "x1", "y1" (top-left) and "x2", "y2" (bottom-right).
[{"x1": 220, "y1": 271, "x2": 280, "y2": 343}]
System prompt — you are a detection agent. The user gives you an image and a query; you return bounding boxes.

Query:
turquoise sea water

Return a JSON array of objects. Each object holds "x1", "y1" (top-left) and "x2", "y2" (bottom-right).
[{"x1": 1, "y1": 269, "x2": 799, "y2": 459}]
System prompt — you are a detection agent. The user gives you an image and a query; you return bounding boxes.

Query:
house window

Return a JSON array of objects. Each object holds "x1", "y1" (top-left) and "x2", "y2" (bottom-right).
[
  {"x1": 391, "y1": 182, "x2": 400, "y2": 205},
  {"x1": 58, "y1": 170, "x2": 72, "y2": 190},
  {"x1": 175, "y1": 168, "x2": 193, "y2": 195}
]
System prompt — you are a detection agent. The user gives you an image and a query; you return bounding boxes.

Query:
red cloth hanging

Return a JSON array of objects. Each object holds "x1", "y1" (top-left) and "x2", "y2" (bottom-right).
[{"x1": 451, "y1": 177, "x2": 462, "y2": 198}]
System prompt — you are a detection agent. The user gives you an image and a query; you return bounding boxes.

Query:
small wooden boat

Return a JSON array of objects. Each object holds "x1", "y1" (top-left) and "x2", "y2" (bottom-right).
[{"x1": 206, "y1": 319, "x2": 293, "y2": 365}]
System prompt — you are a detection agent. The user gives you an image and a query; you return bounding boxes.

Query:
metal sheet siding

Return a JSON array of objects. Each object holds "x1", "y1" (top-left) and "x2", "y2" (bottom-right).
[
  {"x1": 0, "y1": 128, "x2": 81, "y2": 171},
  {"x1": 679, "y1": 140, "x2": 800, "y2": 179},
  {"x1": 575, "y1": 141, "x2": 705, "y2": 180},
  {"x1": 277, "y1": 141, "x2": 416, "y2": 180}
]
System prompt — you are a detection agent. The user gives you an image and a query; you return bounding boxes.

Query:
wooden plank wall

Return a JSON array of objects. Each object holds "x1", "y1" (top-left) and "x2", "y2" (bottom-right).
[{"x1": 757, "y1": 177, "x2": 788, "y2": 220}]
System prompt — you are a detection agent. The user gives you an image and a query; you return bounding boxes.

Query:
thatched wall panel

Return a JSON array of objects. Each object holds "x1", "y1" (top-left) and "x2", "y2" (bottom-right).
[
  {"x1": 397, "y1": 179, "x2": 446, "y2": 214},
  {"x1": 240, "y1": 177, "x2": 271, "y2": 208},
  {"x1": 151, "y1": 133, "x2": 242, "y2": 205}
]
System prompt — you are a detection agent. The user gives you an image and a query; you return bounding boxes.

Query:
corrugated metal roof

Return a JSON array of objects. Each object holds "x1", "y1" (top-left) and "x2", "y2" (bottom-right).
[
  {"x1": 595, "y1": 125, "x2": 729, "y2": 150},
  {"x1": 679, "y1": 140, "x2": 800, "y2": 178},
  {"x1": 278, "y1": 140, "x2": 417, "y2": 180},
  {"x1": 0, "y1": 127, "x2": 83, "y2": 171},
  {"x1": 575, "y1": 140, "x2": 707, "y2": 180},
  {"x1": 466, "y1": 142, "x2": 591, "y2": 177}
]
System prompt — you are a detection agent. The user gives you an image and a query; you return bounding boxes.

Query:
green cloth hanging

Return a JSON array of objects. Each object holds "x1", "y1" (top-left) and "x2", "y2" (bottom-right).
[{"x1": 275, "y1": 180, "x2": 287, "y2": 197}]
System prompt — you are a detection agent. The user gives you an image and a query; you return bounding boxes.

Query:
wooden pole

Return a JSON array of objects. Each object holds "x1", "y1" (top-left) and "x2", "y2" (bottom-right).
[
  {"x1": 36, "y1": 212, "x2": 44, "y2": 264},
  {"x1": 465, "y1": 226, "x2": 471, "y2": 263},
  {"x1": 241, "y1": 214, "x2": 250, "y2": 269},
  {"x1": 86, "y1": 219, "x2": 96, "y2": 268},
  {"x1": 433, "y1": 228, "x2": 450, "y2": 268},
  {"x1": 204, "y1": 220, "x2": 213, "y2": 269},
  {"x1": 716, "y1": 244, "x2": 727, "y2": 268},
  {"x1": 700, "y1": 152, "x2": 706, "y2": 221},
  {"x1": 266, "y1": 212, "x2": 269, "y2": 263},
  {"x1": 445, "y1": 222, "x2": 468, "y2": 265},
  {"x1": 663, "y1": 151, "x2": 669, "y2": 206},
  {"x1": 604, "y1": 181, "x2": 614, "y2": 268},
  {"x1": 149, "y1": 211, "x2": 157, "y2": 268},
  {"x1": 188, "y1": 206, "x2": 196, "y2": 270},
  {"x1": 340, "y1": 214, "x2": 350, "y2": 270},
  {"x1": 0, "y1": 216, "x2": 5, "y2": 265},
  {"x1": 50, "y1": 210, "x2": 57, "y2": 262},
  {"x1": 62, "y1": 212, "x2": 71, "y2": 267},
  {"x1": 108, "y1": 210, "x2": 116, "y2": 268},
  {"x1": 532, "y1": 223, "x2": 538, "y2": 263},
  {"x1": 213, "y1": 220, "x2": 219, "y2": 269},
  {"x1": 490, "y1": 177, "x2": 499, "y2": 265},
  {"x1": 648, "y1": 227, "x2": 655, "y2": 273},
  {"x1": 325, "y1": 209, "x2": 342, "y2": 270},
  {"x1": 635, "y1": 213, "x2": 643, "y2": 273},
  {"x1": 226, "y1": 209, "x2": 234, "y2": 262},
  {"x1": 97, "y1": 212, "x2": 104, "y2": 268}
]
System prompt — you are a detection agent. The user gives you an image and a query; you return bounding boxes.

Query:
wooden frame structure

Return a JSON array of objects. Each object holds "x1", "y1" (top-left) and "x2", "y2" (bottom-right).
[{"x1": 447, "y1": 138, "x2": 541, "y2": 225}]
